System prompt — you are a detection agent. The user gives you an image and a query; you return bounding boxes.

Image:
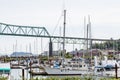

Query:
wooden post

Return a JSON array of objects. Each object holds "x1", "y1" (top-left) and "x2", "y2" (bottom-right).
[
  {"x1": 115, "y1": 63, "x2": 118, "y2": 79},
  {"x1": 18, "y1": 57, "x2": 20, "y2": 66},
  {"x1": 22, "y1": 68, "x2": 24, "y2": 80},
  {"x1": 29, "y1": 60, "x2": 32, "y2": 80}
]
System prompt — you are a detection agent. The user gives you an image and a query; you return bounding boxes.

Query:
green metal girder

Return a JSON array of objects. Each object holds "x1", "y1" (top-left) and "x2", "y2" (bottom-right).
[
  {"x1": 0, "y1": 22, "x2": 50, "y2": 37},
  {"x1": 0, "y1": 22, "x2": 116, "y2": 44}
]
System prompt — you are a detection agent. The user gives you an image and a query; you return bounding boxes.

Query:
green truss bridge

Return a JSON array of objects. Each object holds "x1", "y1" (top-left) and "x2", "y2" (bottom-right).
[
  {"x1": 0, "y1": 22, "x2": 113, "y2": 42},
  {"x1": 0, "y1": 22, "x2": 117, "y2": 56}
]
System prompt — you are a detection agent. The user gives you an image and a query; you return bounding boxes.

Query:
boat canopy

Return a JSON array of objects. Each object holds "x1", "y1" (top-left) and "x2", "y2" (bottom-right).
[{"x1": 0, "y1": 63, "x2": 10, "y2": 74}]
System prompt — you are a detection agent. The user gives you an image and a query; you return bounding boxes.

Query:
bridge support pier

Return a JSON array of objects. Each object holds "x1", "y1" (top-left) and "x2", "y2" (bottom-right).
[{"x1": 49, "y1": 38, "x2": 53, "y2": 57}]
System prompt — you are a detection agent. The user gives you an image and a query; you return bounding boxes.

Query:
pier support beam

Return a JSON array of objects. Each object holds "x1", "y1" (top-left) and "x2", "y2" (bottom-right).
[{"x1": 115, "y1": 64, "x2": 118, "y2": 79}]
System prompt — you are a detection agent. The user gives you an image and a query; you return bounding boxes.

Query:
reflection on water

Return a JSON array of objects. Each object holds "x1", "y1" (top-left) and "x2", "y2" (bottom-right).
[
  {"x1": 11, "y1": 69, "x2": 45, "y2": 80},
  {"x1": 11, "y1": 69, "x2": 30, "y2": 80},
  {"x1": 10, "y1": 69, "x2": 101, "y2": 80}
]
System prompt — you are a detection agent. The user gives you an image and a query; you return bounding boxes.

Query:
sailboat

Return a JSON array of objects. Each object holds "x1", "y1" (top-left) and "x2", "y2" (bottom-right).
[
  {"x1": 42, "y1": 59, "x2": 91, "y2": 75},
  {"x1": 41, "y1": 10, "x2": 92, "y2": 75},
  {"x1": 94, "y1": 56, "x2": 120, "y2": 77}
]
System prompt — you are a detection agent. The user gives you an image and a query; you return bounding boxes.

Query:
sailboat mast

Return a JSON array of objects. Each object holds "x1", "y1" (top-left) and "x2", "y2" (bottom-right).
[
  {"x1": 83, "y1": 16, "x2": 86, "y2": 58},
  {"x1": 63, "y1": 10, "x2": 66, "y2": 57}
]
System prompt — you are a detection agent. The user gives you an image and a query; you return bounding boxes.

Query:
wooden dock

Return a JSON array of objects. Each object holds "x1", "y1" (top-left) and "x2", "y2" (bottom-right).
[{"x1": 30, "y1": 71, "x2": 82, "y2": 76}]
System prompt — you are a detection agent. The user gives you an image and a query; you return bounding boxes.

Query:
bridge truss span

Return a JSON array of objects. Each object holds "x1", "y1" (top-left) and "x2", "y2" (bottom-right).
[
  {"x1": 0, "y1": 22, "x2": 116, "y2": 44},
  {"x1": 0, "y1": 23, "x2": 50, "y2": 37}
]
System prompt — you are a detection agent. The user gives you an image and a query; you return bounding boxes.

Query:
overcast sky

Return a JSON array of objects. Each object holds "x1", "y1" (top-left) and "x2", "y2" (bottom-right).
[{"x1": 0, "y1": 0, "x2": 120, "y2": 54}]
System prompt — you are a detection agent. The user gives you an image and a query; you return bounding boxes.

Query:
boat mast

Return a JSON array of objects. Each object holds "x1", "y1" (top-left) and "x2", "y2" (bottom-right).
[
  {"x1": 83, "y1": 16, "x2": 86, "y2": 58},
  {"x1": 63, "y1": 10, "x2": 66, "y2": 58},
  {"x1": 88, "y1": 15, "x2": 92, "y2": 61}
]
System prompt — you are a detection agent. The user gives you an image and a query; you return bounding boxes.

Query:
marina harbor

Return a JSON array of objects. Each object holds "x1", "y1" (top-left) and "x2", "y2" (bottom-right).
[{"x1": 0, "y1": 0, "x2": 120, "y2": 80}]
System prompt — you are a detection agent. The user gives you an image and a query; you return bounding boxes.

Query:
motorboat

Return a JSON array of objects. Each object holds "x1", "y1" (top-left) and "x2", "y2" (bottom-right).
[{"x1": 0, "y1": 63, "x2": 11, "y2": 80}]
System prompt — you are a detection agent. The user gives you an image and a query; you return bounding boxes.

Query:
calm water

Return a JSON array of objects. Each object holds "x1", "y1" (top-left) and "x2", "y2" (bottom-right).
[
  {"x1": 11, "y1": 69, "x2": 47, "y2": 80},
  {"x1": 11, "y1": 69, "x2": 30, "y2": 80},
  {"x1": 10, "y1": 69, "x2": 106, "y2": 80}
]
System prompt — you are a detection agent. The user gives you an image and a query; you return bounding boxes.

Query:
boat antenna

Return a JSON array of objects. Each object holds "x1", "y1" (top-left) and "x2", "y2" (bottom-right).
[
  {"x1": 15, "y1": 40, "x2": 17, "y2": 52},
  {"x1": 29, "y1": 43, "x2": 31, "y2": 54},
  {"x1": 84, "y1": 16, "x2": 86, "y2": 40},
  {"x1": 88, "y1": 15, "x2": 91, "y2": 42},
  {"x1": 62, "y1": 0, "x2": 66, "y2": 10}
]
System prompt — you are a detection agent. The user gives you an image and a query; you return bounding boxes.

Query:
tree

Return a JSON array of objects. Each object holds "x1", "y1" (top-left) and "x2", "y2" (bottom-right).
[{"x1": 64, "y1": 52, "x2": 73, "y2": 58}]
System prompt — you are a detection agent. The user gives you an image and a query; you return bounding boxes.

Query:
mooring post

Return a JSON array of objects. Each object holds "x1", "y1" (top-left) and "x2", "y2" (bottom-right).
[
  {"x1": 22, "y1": 68, "x2": 24, "y2": 80},
  {"x1": 29, "y1": 60, "x2": 32, "y2": 80},
  {"x1": 115, "y1": 63, "x2": 118, "y2": 79}
]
